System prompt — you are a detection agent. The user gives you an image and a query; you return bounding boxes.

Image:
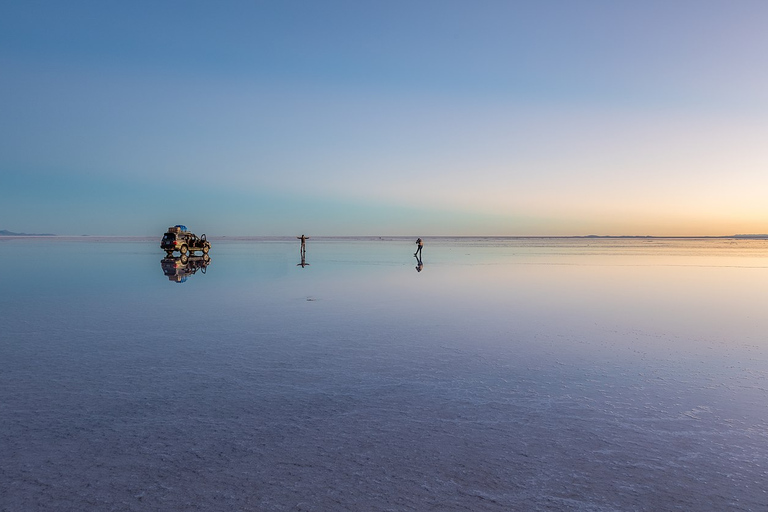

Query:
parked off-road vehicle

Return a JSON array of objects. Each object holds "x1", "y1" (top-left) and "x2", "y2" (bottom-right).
[{"x1": 160, "y1": 225, "x2": 211, "y2": 256}]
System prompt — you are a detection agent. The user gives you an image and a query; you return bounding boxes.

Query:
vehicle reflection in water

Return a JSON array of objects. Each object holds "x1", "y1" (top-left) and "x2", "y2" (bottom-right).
[{"x1": 161, "y1": 254, "x2": 212, "y2": 283}]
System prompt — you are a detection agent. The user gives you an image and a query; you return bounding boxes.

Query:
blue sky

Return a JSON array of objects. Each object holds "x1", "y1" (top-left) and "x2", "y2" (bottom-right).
[{"x1": 1, "y1": 0, "x2": 767, "y2": 236}]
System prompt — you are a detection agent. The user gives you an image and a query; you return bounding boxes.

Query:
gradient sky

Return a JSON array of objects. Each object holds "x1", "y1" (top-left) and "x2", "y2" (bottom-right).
[{"x1": 1, "y1": 0, "x2": 767, "y2": 236}]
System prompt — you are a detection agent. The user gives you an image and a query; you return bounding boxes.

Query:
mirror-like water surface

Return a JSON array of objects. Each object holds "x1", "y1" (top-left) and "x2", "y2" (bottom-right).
[{"x1": 2, "y1": 237, "x2": 767, "y2": 511}]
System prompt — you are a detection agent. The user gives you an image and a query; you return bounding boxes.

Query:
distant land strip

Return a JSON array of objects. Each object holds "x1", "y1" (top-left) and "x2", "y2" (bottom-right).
[
  {"x1": 0, "y1": 229, "x2": 56, "y2": 236},
  {"x1": 580, "y1": 234, "x2": 768, "y2": 239},
  {"x1": 2, "y1": 229, "x2": 767, "y2": 239}
]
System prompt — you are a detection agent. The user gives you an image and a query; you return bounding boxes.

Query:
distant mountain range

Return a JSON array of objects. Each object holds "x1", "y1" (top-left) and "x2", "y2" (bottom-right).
[
  {"x1": 0, "y1": 229, "x2": 56, "y2": 236},
  {"x1": 581, "y1": 234, "x2": 768, "y2": 239}
]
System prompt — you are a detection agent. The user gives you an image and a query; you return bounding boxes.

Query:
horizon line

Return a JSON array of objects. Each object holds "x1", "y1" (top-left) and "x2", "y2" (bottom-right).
[{"x1": 3, "y1": 233, "x2": 768, "y2": 240}]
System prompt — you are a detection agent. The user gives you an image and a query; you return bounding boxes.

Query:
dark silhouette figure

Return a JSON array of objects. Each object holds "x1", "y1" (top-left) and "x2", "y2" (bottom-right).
[
  {"x1": 297, "y1": 252, "x2": 310, "y2": 268},
  {"x1": 415, "y1": 255, "x2": 423, "y2": 272},
  {"x1": 297, "y1": 235, "x2": 309, "y2": 257},
  {"x1": 414, "y1": 237, "x2": 423, "y2": 258}
]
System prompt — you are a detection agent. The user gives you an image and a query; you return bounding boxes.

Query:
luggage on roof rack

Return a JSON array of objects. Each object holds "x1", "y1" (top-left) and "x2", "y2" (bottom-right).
[{"x1": 167, "y1": 225, "x2": 188, "y2": 234}]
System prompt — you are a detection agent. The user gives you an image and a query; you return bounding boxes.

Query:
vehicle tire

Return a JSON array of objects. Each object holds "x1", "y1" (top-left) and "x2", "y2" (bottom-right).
[
  {"x1": 179, "y1": 244, "x2": 188, "y2": 255},
  {"x1": 180, "y1": 254, "x2": 189, "y2": 264},
  {"x1": 165, "y1": 251, "x2": 173, "y2": 257}
]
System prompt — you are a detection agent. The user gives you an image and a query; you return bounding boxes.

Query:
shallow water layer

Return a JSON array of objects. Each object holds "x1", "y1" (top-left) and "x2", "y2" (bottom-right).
[{"x1": 1, "y1": 237, "x2": 767, "y2": 511}]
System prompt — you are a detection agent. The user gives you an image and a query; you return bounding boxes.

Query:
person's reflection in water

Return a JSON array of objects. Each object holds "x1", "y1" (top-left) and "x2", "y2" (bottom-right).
[
  {"x1": 415, "y1": 255, "x2": 423, "y2": 272},
  {"x1": 297, "y1": 252, "x2": 310, "y2": 268}
]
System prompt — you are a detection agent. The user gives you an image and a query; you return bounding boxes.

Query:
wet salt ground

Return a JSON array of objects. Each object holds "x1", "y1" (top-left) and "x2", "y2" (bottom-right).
[{"x1": 1, "y1": 238, "x2": 768, "y2": 511}]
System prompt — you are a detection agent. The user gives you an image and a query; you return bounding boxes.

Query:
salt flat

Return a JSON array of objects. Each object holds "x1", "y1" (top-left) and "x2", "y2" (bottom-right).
[{"x1": 1, "y1": 237, "x2": 767, "y2": 511}]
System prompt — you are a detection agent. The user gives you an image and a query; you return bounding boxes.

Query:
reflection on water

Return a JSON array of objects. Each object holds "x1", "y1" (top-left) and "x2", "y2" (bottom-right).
[
  {"x1": 1, "y1": 237, "x2": 767, "y2": 511},
  {"x1": 160, "y1": 254, "x2": 211, "y2": 283}
]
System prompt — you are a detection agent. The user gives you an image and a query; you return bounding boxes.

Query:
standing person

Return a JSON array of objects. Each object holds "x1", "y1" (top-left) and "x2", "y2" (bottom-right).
[
  {"x1": 414, "y1": 237, "x2": 423, "y2": 258},
  {"x1": 297, "y1": 234, "x2": 309, "y2": 256}
]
